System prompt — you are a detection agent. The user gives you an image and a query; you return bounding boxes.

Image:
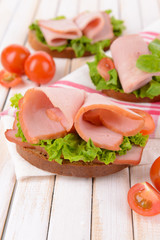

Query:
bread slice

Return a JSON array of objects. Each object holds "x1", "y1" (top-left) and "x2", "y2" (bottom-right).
[
  {"x1": 16, "y1": 145, "x2": 127, "y2": 177},
  {"x1": 102, "y1": 89, "x2": 160, "y2": 103},
  {"x1": 28, "y1": 30, "x2": 116, "y2": 59}
]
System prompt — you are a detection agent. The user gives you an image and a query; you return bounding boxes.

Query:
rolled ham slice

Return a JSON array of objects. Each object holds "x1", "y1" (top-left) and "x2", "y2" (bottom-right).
[
  {"x1": 74, "y1": 11, "x2": 114, "y2": 43},
  {"x1": 5, "y1": 129, "x2": 47, "y2": 154},
  {"x1": 38, "y1": 19, "x2": 82, "y2": 46},
  {"x1": 19, "y1": 87, "x2": 85, "y2": 144},
  {"x1": 114, "y1": 146, "x2": 143, "y2": 165},
  {"x1": 111, "y1": 34, "x2": 160, "y2": 93},
  {"x1": 74, "y1": 93, "x2": 144, "y2": 151}
]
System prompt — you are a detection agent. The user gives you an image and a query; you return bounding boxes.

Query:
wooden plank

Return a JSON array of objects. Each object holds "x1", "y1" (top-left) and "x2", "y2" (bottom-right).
[
  {"x1": 119, "y1": 0, "x2": 142, "y2": 34},
  {"x1": 0, "y1": 120, "x2": 16, "y2": 239},
  {"x1": 3, "y1": 176, "x2": 55, "y2": 240},
  {"x1": 34, "y1": 0, "x2": 59, "y2": 19},
  {"x1": 0, "y1": 0, "x2": 39, "y2": 51},
  {"x1": 130, "y1": 165, "x2": 160, "y2": 240},
  {"x1": 47, "y1": 176, "x2": 92, "y2": 240},
  {"x1": 79, "y1": 0, "x2": 98, "y2": 12},
  {"x1": 0, "y1": 0, "x2": 58, "y2": 239},
  {"x1": 92, "y1": 169, "x2": 133, "y2": 240},
  {"x1": 0, "y1": 0, "x2": 39, "y2": 111},
  {"x1": 0, "y1": 0, "x2": 40, "y2": 236},
  {"x1": 57, "y1": 0, "x2": 79, "y2": 18},
  {"x1": 0, "y1": 0, "x2": 20, "y2": 43},
  {"x1": 140, "y1": 139, "x2": 160, "y2": 165},
  {"x1": 139, "y1": 0, "x2": 160, "y2": 28},
  {"x1": 71, "y1": 56, "x2": 94, "y2": 72},
  {"x1": 100, "y1": 0, "x2": 119, "y2": 18}
]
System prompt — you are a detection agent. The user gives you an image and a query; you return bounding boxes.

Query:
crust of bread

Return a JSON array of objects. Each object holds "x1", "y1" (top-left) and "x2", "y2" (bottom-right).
[
  {"x1": 102, "y1": 89, "x2": 160, "y2": 103},
  {"x1": 28, "y1": 30, "x2": 116, "y2": 59},
  {"x1": 16, "y1": 145, "x2": 128, "y2": 177}
]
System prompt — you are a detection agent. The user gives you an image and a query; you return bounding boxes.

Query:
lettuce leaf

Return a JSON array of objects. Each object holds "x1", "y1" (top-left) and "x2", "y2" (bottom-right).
[
  {"x1": 136, "y1": 54, "x2": 160, "y2": 73},
  {"x1": 105, "y1": 10, "x2": 126, "y2": 36},
  {"x1": 129, "y1": 133, "x2": 148, "y2": 147},
  {"x1": 87, "y1": 52, "x2": 123, "y2": 92},
  {"x1": 148, "y1": 38, "x2": 160, "y2": 57},
  {"x1": 10, "y1": 93, "x2": 23, "y2": 109},
  {"x1": 52, "y1": 16, "x2": 66, "y2": 20}
]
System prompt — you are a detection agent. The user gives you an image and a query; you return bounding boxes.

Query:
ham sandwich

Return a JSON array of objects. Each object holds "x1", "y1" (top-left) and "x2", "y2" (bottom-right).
[
  {"x1": 110, "y1": 34, "x2": 160, "y2": 93},
  {"x1": 5, "y1": 87, "x2": 151, "y2": 166},
  {"x1": 38, "y1": 11, "x2": 113, "y2": 47}
]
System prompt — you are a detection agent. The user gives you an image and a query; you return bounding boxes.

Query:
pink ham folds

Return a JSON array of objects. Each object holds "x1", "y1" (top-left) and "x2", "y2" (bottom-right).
[
  {"x1": 111, "y1": 34, "x2": 160, "y2": 93},
  {"x1": 113, "y1": 146, "x2": 143, "y2": 165},
  {"x1": 38, "y1": 19, "x2": 82, "y2": 46},
  {"x1": 18, "y1": 87, "x2": 85, "y2": 144},
  {"x1": 74, "y1": 93, "x2": 144, "y2": 151},
  {"x1": 74, "y1": 11, "x2": 114, "y2": 43}
]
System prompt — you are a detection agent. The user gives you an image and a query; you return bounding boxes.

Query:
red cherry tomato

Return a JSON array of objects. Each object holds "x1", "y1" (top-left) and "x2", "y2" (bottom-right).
[
  {"x1": 24, "y1": 51, "x2": 56, "y2": 84},
  {"x1": 1, "y1": 44, "x2": 30, "y2": 74},
  {"x1": 0, "y1": 70, "x2": 22, "y2": 88},
  {"x1": 131, "y1": 109, "x2": 155, "y2": 135},
  {"x1": 97, "y1": 57, "x2": 115, "y2": 81},
  {"x1": 128, "y1": 182, "x2": 160, "y2": 216},
  {"x1": 150, "y1": 157, "x2": 160, "y2": 192}
]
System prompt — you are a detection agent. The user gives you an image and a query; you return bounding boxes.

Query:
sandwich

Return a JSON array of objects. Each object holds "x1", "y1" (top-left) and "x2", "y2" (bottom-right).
[
  {"x1": 28, "y1": 10, "x2": 125, "y2": 58},
  {"x1": 5, "y1": 87, "x2": 154, "y2": 177},
  {"x1": 88, "y1": 34, "x2": 160, "y2": 102}
]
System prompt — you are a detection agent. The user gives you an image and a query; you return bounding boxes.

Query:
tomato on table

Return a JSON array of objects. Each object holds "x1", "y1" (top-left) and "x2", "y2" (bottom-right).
[
  {"x1": 1, "y1": 44, "x2": 30, "y2": 74},
  {"x1": 131, "y1": 109, "x2": 155, "y2": 135},
  {"x1": 24, "y1": 51, "x2": 56, "y2": 84},
  {"x1": 150, "y1": 156, "x2": 160, "y2": 192},
  {"x1": 97, "y1": 57, "x2": 115, "y2": 81},
  {"x1": 0, "y1": 70, "x2": 22, "y2": 88},
  {"x1": 128, "y1": 182, "x2": 160, "y2": 216}
]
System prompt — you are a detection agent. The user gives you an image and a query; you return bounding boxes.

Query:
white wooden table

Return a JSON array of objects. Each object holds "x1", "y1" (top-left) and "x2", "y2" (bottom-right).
[{"x1": 0, "y1": 0, "x2": 160, "y2": 239}]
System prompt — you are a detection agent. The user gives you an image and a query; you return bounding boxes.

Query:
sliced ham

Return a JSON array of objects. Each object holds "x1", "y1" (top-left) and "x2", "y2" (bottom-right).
[
  {"x1": 5, "y1": 129, "x2": 47, "y2": 154},
  {"x1": 113, "y1": 146, "x2": 143, "y2": 165},
  {"x1": 111, "y1": 34, "x2": 160, "y2": 93},
  {"x1": 38, "y1": 19, "x2": 82, "y2": 46},
  {"x1": 74, "y1": 11, "x2": 114, "y2": 43},
  {"x1": 74, "y1": 93, "x2": 144, "y2": 151},
  {"x1": 19, "y1": 87, "x2": 85, "y2": 144}
]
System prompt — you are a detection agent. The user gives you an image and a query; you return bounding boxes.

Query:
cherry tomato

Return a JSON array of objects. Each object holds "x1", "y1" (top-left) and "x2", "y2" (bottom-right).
[
  {"x1": 128, "y1": 182, "x2": 160, "y2": 216},
  {"x1": 0, "y1": 70, "x2": 22, "y2": 88},
  {"x1": 150, "y1": 157, "x2": 160, "y2": 192},
  {"x1": 1, "y1": 44, "x2": 30, "y2": 74},
  {"x1": 24, "y1": 51, "x2": 56, "y2": 84},
  {"x1": 131, "y1": 109, "x2": 155, "y2": 135},
  {"x1": 97, "y1": 57, "x2": 115, "y2": 81}
]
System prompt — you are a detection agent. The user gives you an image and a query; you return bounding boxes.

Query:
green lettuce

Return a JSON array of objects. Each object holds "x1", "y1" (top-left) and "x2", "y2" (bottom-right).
[
  {"x1": 10, "y1": 93, "x2": 23, "y2": 109},
  {"x1": 36, "y1": 132, "x2": 147, "y2": 165},
  {"x1": 105, "y1": 10, "x2": 126, "y2": 36},
  {"x1": 87, "y1": 50, "x2": 123, "y2": 92}
]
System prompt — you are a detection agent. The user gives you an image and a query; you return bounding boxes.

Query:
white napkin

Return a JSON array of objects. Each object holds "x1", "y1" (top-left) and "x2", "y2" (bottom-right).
[
  {"x1": 1, "y1": 116, "x2": 54, "y2": 179},
  {"x1": 2, "y1": 20, "x2": 160, "y2": 180}
]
